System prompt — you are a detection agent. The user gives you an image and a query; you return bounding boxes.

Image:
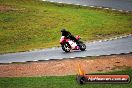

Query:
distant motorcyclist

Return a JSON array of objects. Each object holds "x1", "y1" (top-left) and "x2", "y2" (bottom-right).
[{"x1": 61, "y1": 29, "x2": 80, "y2": 45}]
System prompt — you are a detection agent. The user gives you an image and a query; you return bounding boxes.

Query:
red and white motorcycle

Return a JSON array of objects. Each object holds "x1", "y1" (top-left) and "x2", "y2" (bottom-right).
[{"x1": 60, "y1": 35, "x2": 86, "y2": 52}]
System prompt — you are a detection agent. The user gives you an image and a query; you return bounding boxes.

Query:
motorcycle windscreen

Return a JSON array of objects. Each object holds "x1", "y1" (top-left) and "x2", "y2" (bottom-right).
[{"x1": 60, "y1": 36, "x2": 65, "y2": 43}]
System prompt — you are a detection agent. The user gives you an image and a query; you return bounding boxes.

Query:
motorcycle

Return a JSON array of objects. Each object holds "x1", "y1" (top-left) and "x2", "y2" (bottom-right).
[{"x1": 60, "y1": 35, "x2": 86, "y2": 52}]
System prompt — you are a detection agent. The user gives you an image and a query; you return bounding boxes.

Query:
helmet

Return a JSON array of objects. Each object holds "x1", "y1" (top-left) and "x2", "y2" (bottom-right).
[{"x1": 61, "y1": 28, "x2": 66, "y2": 32}]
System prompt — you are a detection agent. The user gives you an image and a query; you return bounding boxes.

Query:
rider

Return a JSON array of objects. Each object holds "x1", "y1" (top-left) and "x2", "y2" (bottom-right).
[{"x1": 61, "y1": 28, "x2": 80, "y2": 45}]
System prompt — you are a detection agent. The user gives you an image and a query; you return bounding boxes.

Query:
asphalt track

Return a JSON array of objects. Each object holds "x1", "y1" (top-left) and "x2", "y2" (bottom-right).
[
  {"x1": 0, "y1": 35, "x2": 132, "y2": 63},
  {"x1": 43, "y1": 0, "x2": 132, "y2": 11}
]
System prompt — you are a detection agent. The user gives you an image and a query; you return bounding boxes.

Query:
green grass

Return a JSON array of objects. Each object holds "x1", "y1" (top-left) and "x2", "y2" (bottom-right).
[
  {"x1": 0, "y1": 0, "x2": 132, "y2": 54},
  {"x1": 0, "y1": 69, "x2": 132, "y2": 88}
]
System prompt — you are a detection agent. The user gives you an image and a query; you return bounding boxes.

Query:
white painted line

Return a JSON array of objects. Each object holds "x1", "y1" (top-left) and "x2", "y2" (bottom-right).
[
  {"x1": 49, "y1": 1, "x2": 55, "y2": 2},
  {"x1": 82, "y1": 5, "x2": 87, "y2": 6},
  {"x1": 58, "y1": 2, "x2": 62, "y2": 3},
  {"x1": 124, "y1": 35, "x2": 128, "y2": 37},
  {"x1": 112, "y1": 9, "x2": 116, "y2": 11},
  {"x1": 104, "y1": 8, "x2": 109, "y2": 10},
  {"x1": 92, "y1": 41, "x2": 96, "y2": 43},
  {"x1": 114, "y1": 37, "x2": 118, "y2": 40},
  {"x1": 119, "y1": 36, "x2": 123, "y2": 38},
  {"x1": 70, "y1": 57, "x2": 74, "y2": 58},
  {"x1": 125, "y1": 11, "x2": 129, "y2": 13},
  {"x1": 67, "y1": 3, "x2": 72, "y2": 5},
  {"x1": 82, "y1": 56, "x2": 86, "y2": 57},
  {"x1": 75, "y1": 4, "x2": 80, "y2": 5},
  {"x1": 109, "y1": 38, "x2": 113, "y2": 41},
  {"x1": 97, "y1": 7, "x2": 102, "y2": 8},
  {"x1": 95, "y1": 54, "x2": 100, "y2": 56},
  {"x1": 99, "y1": 40, "x2": 102, "y2": 42},
  {"x1": 90, "y1": 6, "x2": 95, "y2": 7},
  {"x1": 45, "y1": 59, "x2": 50, "y2": 60},
  {"x1": 129, "y1": 34, "x2": 132, "y2": 36},
  {"x1": 103, "y1": 40, "x2": 107, "y2": 42},
  {"x1": 119, "y1": 10, "x2": 123, "y2": 12},
  {"x1": 33, "y1": 60, "x2": 38, "y2": 61}
]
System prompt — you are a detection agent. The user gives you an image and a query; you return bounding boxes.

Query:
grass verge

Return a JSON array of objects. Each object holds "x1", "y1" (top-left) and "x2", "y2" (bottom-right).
[
  {"x1": 0, "y1": 0, "x2": 132, "y2": 54},
  {"x1": 0, "y1": 68, "x2": 131, "y2": 88}
]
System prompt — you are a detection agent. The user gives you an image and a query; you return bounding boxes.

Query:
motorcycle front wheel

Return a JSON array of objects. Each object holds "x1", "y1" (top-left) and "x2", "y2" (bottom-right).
[
  {"x1": 79, "y1": 41, "x2": 86, "y2": 51},
  {"x1": 62, "y1": 43, "x2": 71, "y2": 52}
]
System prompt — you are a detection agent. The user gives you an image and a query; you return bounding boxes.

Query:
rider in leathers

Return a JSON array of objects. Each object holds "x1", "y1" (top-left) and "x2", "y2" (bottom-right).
[{"x1": 61, "y1": 29, "x2": 80, "y2": 45}]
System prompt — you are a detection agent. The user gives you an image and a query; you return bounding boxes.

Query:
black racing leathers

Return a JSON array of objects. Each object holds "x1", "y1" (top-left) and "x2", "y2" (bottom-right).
[{"x1": 62, "y1": 31, "x2": 79, "y2": 45}]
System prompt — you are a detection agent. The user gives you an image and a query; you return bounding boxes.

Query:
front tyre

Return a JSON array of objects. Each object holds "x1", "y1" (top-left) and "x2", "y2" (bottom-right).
[
  {"x1": 62, "y1": 43, "x2": 71, "y2": 52},
  {"x1": 79, "y1": 43, "x2": 86, "y2": 51}
]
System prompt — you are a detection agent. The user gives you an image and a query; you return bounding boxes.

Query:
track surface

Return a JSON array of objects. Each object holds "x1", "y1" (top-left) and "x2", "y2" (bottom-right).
[
  {"x1": 0, "y1": 36, "x2": 132, "y2": 63},
  {"x1": 43, "y1": 0, "x2": 132, "y2": 11}
]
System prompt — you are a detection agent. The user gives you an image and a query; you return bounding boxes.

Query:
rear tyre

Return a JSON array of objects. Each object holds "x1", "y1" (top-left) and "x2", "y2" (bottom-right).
[{"x1": 62, "y1": 43, "x2": 71, "y2": 52}]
